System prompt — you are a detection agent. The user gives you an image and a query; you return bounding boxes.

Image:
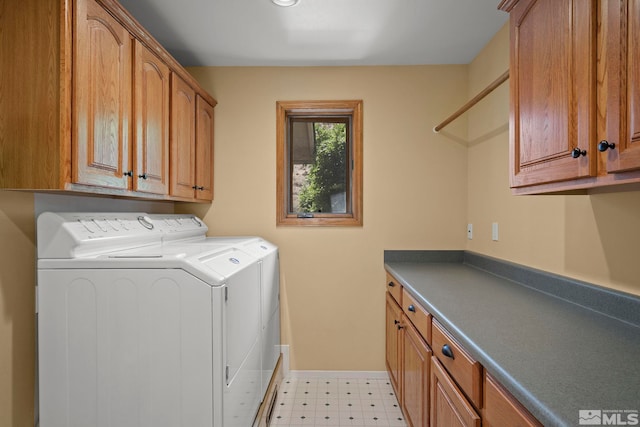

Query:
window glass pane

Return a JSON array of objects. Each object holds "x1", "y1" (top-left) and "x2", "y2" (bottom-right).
[{"x1": 290, "y1": 119, "x2": 348, "y2": 214}]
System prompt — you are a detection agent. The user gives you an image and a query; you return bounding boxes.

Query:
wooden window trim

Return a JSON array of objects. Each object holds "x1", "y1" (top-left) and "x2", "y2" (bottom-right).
[{"x1": 276, "y1": 100, "x2": 363, "y2": 226}]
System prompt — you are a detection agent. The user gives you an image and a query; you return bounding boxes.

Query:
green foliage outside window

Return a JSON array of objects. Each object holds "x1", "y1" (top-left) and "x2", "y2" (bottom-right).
[{"x1": 298, "y1": 123, "x2": 347, "y2": 213}]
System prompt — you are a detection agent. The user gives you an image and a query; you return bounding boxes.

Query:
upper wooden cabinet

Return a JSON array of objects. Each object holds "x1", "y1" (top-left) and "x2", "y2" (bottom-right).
[
  {"x1": 170, "y1": 74, "x2": 197, "y2": 199},
  {"x1": 169, "y1": 77, "x2": 215, "y2": 202},
  {"x1": 602, "y1": 0, "x2": 640, "y2": 174},
  {"x1": 0, "y1": 0, "x2": 216, "y2": 202},
  {"x1": 74, "y1": 0, "x2": 132, "y2": 189},
  {"x1": 195, "y1": 95, "x2": 215, "y2": 201},
  {"x1": 134, "y1": 41, "x2": 170, "y2": 195},
  {"x1": 499, "y1": 0, "x2": 640, "y2": 194}
]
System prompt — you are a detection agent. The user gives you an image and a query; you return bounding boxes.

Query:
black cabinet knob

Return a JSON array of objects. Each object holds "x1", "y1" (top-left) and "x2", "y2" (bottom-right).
[
  {"x1": 397, "y1": 324, "x2": 404, "y2": 330},
  {"x1": 408, "y1": 305, "x2": 416, "y2": 313},
  {"x1": 123, "y1": 170, "x2": 133, "y2": 177},
  {"x1": 388, "y1": 282, "x2": 395, "y2": 287},
  {"x1": 571, "y1": 148, "x2": 587, "y2": 158},
  {"x1": 138, "y1": 173, "x2": 148, "y2": 179},
  {"x1": 394, "y1": 319, "x2": 400, "y2": 325},
  {"x1": 442, "y1": 344, "x2": 454, "y2": 359},
  {"x1": 597, "y1": 140, "x2": 616, "y2": 152}
]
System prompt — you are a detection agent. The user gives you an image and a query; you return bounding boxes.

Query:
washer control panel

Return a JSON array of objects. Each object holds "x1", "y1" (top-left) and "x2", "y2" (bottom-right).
[{"x1": 37, "y1": 212, "x2": 208, "y2": 259}]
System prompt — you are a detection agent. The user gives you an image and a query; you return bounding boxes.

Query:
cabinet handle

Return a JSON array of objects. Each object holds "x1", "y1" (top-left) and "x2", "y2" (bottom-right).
[
  {"x1": 407, "y1": 305, "x2": 416, "y2": 313},
  {"x1": 397, "y1": 324, "x2": 404, "y2": 330},
  {"x1": 571, "y1": 148, "x2": 587, "y2": 158},
  {"x1": 123, "y1": 170, "x2": 133, "y2": 177},
  {"x1": 192, "y1": 185, "x2": 205, "y2": 191},
  {"x1": 138, "y1": 173, "x2": 148, "y2": 180},
  {"x1": 388, "y1": 281, "x2": 395, "y2": 287},
  {"x1": 442, "y1": 344, "x2": 454, "y2": 359},
  {"x1": 394, "y1": 319, "x2": 400, "y2": 325},
  {"x1": 198, "y1": 186, "x2": 205, "y2": 190},
  {"x1": 597, "y1": 140, "x2": 616, "y2": 152}
]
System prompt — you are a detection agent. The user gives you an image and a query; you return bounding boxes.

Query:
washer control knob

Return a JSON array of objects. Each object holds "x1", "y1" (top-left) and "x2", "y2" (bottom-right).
[{"x1": 137, "y1": 215, "x2": 154, "y2": 230}]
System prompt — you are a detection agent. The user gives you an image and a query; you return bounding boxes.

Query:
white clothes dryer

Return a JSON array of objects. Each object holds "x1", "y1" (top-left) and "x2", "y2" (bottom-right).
[{"x1": 148, "y1": 215, "x2": 281, "y2": 400}]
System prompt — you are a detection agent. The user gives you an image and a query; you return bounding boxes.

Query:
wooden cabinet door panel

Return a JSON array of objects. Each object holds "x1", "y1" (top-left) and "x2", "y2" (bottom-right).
[
  {"x1": 74, "y1": 0, "x2": 131, "y2": 189},
  {"x1": 402, "y1": 321, "x2": 431, "y2": 427},
  {"x1": 134, "y1": 41, "x2": 169, "y2": 194},
  {"x1": 195, "y1": 95, "x2": 214, "y2": 201},
  {"x1": 509, "y1": 0, "x2": 597, "y2": 187},
  {"x1": 483, "y1": 373, "x2": 541, "y2": 427},
  {"x1": 604, "y1": 0, "x2": 640, "y2": 173},
  {"x1": 385, "y1": 293, "x2": 402, "y2": 398},
  {"x1": 170, "y1": 74, "x2": 196, "y2": 198},
  {"x1": 430, "y1": 357, "x2": 480, "y2": 427}
]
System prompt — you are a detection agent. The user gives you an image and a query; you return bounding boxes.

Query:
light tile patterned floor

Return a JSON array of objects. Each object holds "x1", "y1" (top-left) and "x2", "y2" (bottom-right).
[{"x1": 270, "y1": 376, "x2": 407, "y2": 426}]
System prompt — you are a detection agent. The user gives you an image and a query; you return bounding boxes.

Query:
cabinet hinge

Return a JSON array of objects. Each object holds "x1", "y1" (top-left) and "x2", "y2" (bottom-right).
[
  {"x1": 226, "y1": 365, "x2": 230, "y2": 382},
  {"x1": 224, "y1": 287, "x2": 228, "y2": 302}
]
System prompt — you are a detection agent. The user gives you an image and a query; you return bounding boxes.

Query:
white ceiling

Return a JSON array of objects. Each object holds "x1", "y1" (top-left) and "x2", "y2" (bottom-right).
[{"x1": 117, "y1": 0, "x2": 508, "y2": 67}]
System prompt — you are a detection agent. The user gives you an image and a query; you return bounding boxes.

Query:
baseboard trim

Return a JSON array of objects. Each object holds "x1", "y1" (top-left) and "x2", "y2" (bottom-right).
[{"x1": 288, "y1": 370, "x2": 388, "y2": 379}]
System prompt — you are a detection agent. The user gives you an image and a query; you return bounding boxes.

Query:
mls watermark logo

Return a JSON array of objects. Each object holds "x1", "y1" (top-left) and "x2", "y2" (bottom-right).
[
  {"x1": 580, "y1": 411, "x2": 602, "y2": 425},
  {"x1": 580, "y1": 409, "x2": 639, "y2": 426}
]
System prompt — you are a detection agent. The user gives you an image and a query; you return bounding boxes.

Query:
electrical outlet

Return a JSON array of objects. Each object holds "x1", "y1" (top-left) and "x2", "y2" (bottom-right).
[
  {"x1": 467, "y1": 224, "x2": 473, "y2": 240},
  {"x1": 492, "y1": 222, "x2": 499, "y2": 241}
]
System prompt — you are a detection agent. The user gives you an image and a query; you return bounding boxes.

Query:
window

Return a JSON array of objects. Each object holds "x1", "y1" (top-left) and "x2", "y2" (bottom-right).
[{"x1": 276, "y1": 100, "x2": 363, "y2": 226}]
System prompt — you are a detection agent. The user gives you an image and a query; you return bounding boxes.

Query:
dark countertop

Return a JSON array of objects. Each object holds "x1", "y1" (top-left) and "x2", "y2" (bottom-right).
[{"x1": 384, "y1": 251, "x2": 640, "y2": 427}]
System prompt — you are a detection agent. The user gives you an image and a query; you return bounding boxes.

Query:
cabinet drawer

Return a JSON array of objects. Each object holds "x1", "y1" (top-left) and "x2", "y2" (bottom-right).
[
  {"x1": 402, "y1": 289, "x2": 431, "y2": 345},
  {"x1": 386, "y1": 272, "x2": 402, "y2": 305},
  {"x1": 483, "y1": 373, "x2": 541, "y2": 427},
  {"x1": 432, "y1": 320, "x2": 482, "y2": 409}
]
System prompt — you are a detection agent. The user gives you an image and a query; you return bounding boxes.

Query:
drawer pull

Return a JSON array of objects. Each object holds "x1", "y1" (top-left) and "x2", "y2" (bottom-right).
[
  {"x1": 408, "y1": 305, "x2": 416, "y2": 312},
  {"x1": 388, "y1": 281, "x2": 395, "y2": 287},
  {"x1": 442, "y1": 344, "x2": 454, "y2": 359}
]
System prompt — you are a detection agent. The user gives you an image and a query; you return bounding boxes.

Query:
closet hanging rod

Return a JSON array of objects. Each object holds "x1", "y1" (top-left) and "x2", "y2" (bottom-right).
[{"x1": 433, "y1": 70, "x2": 509, "y2": 133}]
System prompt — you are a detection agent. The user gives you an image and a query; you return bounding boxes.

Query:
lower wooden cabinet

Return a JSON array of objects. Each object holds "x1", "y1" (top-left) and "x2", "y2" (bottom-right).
[
  {"x1": 385, "y1": 292, "x2": 403, "y2": 396},
  {"x1": 402, "y1": 321, "x2": 431, "y2": 427},
  {"x1": 430, "y1": 357, "x2": 481, "y2": 427},
  {"x1": 483, "y1": 373, "x2": 541, "y2": 427},
  {"x1": 384, "y1": 270, "x2": 543, "y2": 427}
]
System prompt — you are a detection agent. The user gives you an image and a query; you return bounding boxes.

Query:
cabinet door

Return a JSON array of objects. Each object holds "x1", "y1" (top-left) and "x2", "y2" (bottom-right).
[
  {"x1": 483, "y1": 373, "x2": 541, "y2": 427},
  {"x1": 73, "y1": 0, "x2": 131, "y2": 189},
  {"x1": 508, "y1": 0, "x2": 597, "y2": 187},
  {"x1": 170, "y1": 73, "x2": 196, "y2": 198},
  {"x1": 402, "y1": 320, "x2": 431, "y2": 427},
  {"x1": 385, "y1": 293, "x2": 403, "y2": 398},
  {"x1": 195, "y1": 95, "x2": 215, "y2": 201},
  {"x1": 603, "y1": 0, "x2": 640, "y2": 173},
  {"x1": 134, "y1": 41, "x2": 170, "y2": 194},
  {"x1": 430, "y1": 357, "x2": 480, "y2": 427}
]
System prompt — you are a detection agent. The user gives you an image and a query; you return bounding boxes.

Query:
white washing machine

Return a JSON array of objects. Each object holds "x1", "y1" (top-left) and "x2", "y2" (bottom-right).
[{"x1": 36, "y1": 212, "x2": 270, "y2": 427}]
